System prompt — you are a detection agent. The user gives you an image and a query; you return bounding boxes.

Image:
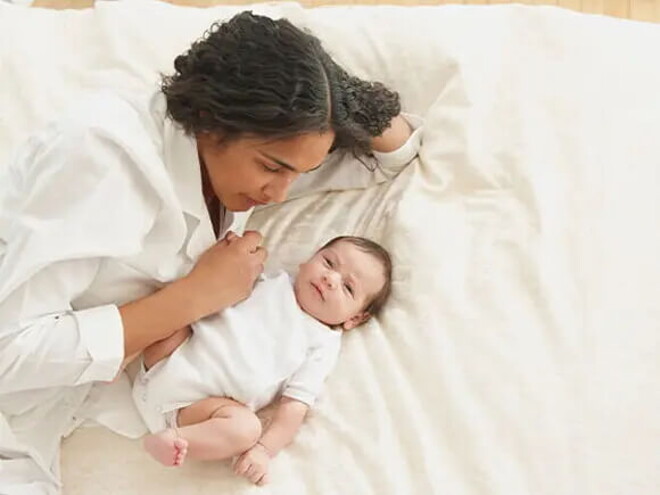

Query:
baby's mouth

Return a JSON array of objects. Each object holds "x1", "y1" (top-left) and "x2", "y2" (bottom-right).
[{"x1": 312, "y1": 282, "x2": 324, "y2": 300}]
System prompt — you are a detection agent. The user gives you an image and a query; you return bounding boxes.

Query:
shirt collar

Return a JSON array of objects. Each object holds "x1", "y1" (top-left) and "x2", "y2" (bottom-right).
[
  {"x1": 155, "y1": 92, "x2": 216, "y2": 260},
  {"x1": 157, "y1": 102, "x2": 206, "y2": 220},
  {"x1": 155, "y1": 92, "x2": 253, "y2": 260}
]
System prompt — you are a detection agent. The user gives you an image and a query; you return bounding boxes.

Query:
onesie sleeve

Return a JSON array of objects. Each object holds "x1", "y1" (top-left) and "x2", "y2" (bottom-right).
[{"x1": 281, "y1": 333, "x2": 342, "y2": 408}]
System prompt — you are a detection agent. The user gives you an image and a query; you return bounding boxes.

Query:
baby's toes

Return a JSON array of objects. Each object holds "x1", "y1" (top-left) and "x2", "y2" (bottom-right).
[{"x1": 173, "y1": 438, "x2": 188, "y2": 450}]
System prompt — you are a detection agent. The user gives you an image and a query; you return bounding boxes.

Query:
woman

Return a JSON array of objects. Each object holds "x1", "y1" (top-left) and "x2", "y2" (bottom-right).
[{"x1": 0, "y1": 11, "x2": 420, "y2": 493}]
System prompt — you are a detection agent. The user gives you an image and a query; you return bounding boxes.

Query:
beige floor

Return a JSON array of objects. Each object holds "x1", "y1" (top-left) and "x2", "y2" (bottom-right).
[{"x1": 31, "y1": 0, "x2": 660, "y2": 23}]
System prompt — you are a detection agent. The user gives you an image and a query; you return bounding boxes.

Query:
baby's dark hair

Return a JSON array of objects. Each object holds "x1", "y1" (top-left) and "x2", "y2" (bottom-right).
[
  {"x1": 320, "y1": 236, "x2": 393, "y2": 317},
  {"x1": 161, "y1": 11, "x2": 400, "y2": 159}
]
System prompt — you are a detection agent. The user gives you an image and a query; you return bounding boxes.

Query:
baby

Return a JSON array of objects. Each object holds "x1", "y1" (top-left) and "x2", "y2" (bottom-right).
[{"x1": 132, "y1": 235, "x2": 393, "y2": 486}]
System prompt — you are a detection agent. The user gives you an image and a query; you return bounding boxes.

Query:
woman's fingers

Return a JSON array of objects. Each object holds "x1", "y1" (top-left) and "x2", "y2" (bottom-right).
[
  {"x1": 229, "y1": 232, "x2": 267, "y2": 261},
  {"x1": 223, "y1": 230, "x2": 238, "y2": 243},
  {"x1": 181, "y1": 229, "x2": 269, "y2": 316}
]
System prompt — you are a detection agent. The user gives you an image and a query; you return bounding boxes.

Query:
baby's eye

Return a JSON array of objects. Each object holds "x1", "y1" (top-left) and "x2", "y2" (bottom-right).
[
  {"x1": 323, "y1": 256, "x2": 333, "y2": 267},
  {"x1": 344, "y1": 283, "x2": 354, "y2": 296}
]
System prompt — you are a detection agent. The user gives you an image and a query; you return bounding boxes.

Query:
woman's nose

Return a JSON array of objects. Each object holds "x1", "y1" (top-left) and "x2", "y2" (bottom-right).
[
  {"x1": 265, "y1": 183, "x2": 288, "y2": 203},
  {"x1": 264, "y1": 174, "x2": 295, "y2": 203}
]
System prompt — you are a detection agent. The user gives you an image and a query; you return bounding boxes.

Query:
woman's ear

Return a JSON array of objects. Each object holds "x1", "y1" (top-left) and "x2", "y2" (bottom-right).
[
  {"x1": 197, "y1": 130, "x2": 227, "y2": 149},
  {"x1": 342, "y1": 312, "x2": 371, "y2": 331}
]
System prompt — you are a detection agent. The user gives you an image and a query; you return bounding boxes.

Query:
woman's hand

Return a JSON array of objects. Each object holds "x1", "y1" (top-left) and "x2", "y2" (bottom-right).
[
  {"x1": 233, "y1": 443, "x2": 272, "y2": 486},
  {"x1": 179, "y1": 230, "x2": 267, "y2": 319}
]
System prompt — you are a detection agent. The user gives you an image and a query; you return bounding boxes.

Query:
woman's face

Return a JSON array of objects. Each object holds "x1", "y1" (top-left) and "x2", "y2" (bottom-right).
[{"x1": 197, "y1": 130, "x2": 335, "y2": 212}]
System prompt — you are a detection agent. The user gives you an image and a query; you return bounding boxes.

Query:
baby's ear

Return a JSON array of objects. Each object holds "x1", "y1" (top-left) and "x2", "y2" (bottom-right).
[{"x1": 342, "y1": 312, "x2": 371, "y2": 331}]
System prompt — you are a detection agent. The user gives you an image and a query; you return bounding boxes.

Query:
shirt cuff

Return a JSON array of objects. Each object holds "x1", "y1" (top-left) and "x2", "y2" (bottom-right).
[
  {"x1": 373, "y1": 113, "x2": 424, "y2": 170},
  {"x1": 73, "y1": 305, "x2": 125, "y2": 384}
]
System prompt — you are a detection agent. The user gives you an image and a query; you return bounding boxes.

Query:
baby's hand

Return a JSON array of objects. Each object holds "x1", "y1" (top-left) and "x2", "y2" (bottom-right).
[{"x1": 233, "y1": 443, "x2": 271, "y2": 486}]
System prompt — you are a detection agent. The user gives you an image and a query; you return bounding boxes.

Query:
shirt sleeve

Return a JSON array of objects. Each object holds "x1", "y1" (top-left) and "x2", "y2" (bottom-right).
[
  {"x1": 282, "y1": 334, "x2": 342, "y2": 408},
  {"x1": 0, "y1": 103, "x2": 158, "y2": 393},
  {"x1": 287, "y1": 113, "x2": 423, "y2": 199},
  {"x1": 0, "y1": 263, "x2": 126, "y2": 394}
]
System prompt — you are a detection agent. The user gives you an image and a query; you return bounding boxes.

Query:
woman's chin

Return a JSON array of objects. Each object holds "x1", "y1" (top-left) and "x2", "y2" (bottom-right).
[{"x1": 222, "y1": 197, "x2": 254, "y2": 212}]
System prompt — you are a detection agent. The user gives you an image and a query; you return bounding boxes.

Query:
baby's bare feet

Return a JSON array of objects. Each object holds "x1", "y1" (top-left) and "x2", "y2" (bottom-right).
[{"x1": 143, "y1": 429, "x2": 188, "y2": 467}]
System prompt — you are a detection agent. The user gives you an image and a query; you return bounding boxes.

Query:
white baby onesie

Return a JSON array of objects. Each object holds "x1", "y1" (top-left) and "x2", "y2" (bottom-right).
[{"x1": 133, "y1": 272, "x2": 342, "y2": 432}]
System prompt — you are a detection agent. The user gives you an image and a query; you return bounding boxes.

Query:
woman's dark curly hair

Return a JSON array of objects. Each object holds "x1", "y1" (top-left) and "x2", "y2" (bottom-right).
[{"x1": 161, "y1": 11, "x2": 401, "y2": 159}]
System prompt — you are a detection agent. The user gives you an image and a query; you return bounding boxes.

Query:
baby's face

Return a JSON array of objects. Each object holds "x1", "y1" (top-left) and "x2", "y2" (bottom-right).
[{"x1": 294, "y1": 241, "x2": 386, "y2": 329}]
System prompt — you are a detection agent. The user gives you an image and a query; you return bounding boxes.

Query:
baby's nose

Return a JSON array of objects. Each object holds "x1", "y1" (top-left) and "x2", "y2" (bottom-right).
[{"x1": 323, "y1": 271, "x2": 340, "y2": 289}]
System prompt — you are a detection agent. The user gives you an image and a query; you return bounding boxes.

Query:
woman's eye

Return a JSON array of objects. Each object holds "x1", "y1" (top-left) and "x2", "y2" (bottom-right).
[{"x1": 261, "y1": 163, "x2": 280, "y2": 173}]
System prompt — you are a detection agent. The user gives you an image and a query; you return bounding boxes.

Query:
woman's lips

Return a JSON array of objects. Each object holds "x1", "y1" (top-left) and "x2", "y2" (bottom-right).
[{"x1": 243, "y1": 194, "x2": 268, "y2": 207}]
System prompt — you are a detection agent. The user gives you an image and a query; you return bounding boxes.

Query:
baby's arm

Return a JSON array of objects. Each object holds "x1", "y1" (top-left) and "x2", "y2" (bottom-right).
[
  {"x1": 233, "y1": 397, "x2": 309, "y2": 485},
  {"x1": 256, "y1": 397, "x2": 309, "y2": 455},
  {"x1": 143, "y1": 326, "x2": 192, "y2": 370}
]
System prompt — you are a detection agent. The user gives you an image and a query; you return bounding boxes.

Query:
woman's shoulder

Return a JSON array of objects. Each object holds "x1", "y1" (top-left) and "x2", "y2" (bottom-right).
[
  {"x1": 5, "y1": 90, "x2": 166, "y2": 225},
  {"x1": 13, "y1": 89, "x2": 167, "y2": 186},
  {"x1": 56, "y1": 89, "x2": 162, "y2": 145}
]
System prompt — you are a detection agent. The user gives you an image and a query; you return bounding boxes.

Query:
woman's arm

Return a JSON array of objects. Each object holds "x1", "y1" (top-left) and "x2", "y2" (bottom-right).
[
  {"x1": 0, "y1": 233, "x2": 265, "y2": 393},
  {"x1": 0, "y1": 97, "x2": 268, "y2": 394},
  {"x1": 0, "y1": 124, "x2": 266, "y2": 391},
  {"x1": 370, "y1": 114, "x2": 414, "y2": 153},
  {"x1": 286, "y1": 113, "x2": 423, "y2": 199},
  {"x1": 120, "y1": 231, "x2": 266, "y2": 357},
  {"x1": 115, "y1": 325, "x2": 192, "y2": 380}
]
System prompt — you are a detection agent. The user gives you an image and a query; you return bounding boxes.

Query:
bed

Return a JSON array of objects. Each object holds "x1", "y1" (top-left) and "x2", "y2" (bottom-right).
[{"x1": 1, "y1": 1, "x2": 658, "y2": 494}]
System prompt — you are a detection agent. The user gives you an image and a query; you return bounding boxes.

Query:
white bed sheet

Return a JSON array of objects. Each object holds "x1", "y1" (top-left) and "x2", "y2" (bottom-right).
[{"x1": 1, "y1": 2, "x2": 658, "y2": 494}]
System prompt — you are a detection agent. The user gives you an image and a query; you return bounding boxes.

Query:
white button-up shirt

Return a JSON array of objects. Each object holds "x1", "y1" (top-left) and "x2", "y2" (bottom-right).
[{"x1": 0, "y1": 89, "x2": 422, "y2": 493}]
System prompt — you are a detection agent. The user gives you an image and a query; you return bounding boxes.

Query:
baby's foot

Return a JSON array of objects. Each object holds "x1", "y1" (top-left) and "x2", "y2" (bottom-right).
[{"x1": 143, "y1": 429, "x2": 188, "y2": 467}]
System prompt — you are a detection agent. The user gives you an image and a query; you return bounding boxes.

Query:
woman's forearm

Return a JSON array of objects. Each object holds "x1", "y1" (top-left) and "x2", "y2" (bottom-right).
[
  {"x1": 119, "y1": 277, "x2": 221, "y2": 357},
  {"x1": 370, "y1": 114, "x2": 413, "y2": 153},
  {"x1": 119, "y1": 231, "x2": 266, "y2": 358},
  {"x1": 258, "y1": 398, "x2": 309, "y2": 456}
]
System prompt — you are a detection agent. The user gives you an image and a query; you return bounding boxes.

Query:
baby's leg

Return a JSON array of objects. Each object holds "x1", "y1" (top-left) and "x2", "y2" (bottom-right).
[
  {"x1": 143, "y1": 397, "x2": 261, "y2": 466},
  {"x1": 143, "y1": 326, "x2": 192, "y2": 370},
  {"x1": 111, "y1": 327, "x2": 191, "y2": 383}
]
